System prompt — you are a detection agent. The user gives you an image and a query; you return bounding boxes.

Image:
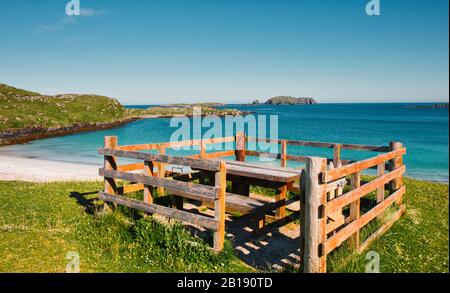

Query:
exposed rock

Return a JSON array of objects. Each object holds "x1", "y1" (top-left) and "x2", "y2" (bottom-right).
[
  {"x1": 251, "y1": 99, "x2": 260, "y2": 105},
  {"x1": 264, "y1": 96, "x2": 317, "y2": 105}
]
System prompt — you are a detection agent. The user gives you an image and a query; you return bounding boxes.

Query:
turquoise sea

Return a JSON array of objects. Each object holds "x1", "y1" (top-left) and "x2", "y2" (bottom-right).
[{"x1": 0, "y1": 103, "x2": 448, "y2": 182}]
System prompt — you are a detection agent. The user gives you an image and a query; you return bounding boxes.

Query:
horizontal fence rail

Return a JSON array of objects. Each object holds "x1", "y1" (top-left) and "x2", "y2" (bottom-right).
[
  {"x1": 246, "y1": 137, "x2": 390, "y2": 152},
  {"x1": 99, "y1": 192, "x2": 219, "y2": 231},
  {"x1": 98, "y1": 148, "x2": 221, "y2": 172}
]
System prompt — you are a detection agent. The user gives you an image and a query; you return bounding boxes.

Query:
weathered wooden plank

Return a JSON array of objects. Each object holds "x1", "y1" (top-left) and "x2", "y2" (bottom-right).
[
  {"x1": 144, "y1": 160, "x2": 154, "y2": 204},
  {"x1": 99, "y1": 168, "x2": 217, "y2": 199},
  {"x1": 376, "y1": 162, "x2": 385, "y2": 204},
  {"x1": 118, "y1": 143, "x2": 160, "y2": 151},
  {"x1": 275, "y1": 185, "x2": 287, "y2": 219},
  {"x1": 389, "y1": 142, "x2": 404, "y2": 193},
  {"x1": 302, "y1": 157, "x2": 328, "y2": 273},
  {"x1": 323, "y1": 186, "x2": 406, "y2": 255},
  {"x1": 224, "y1": 160, "x2": 303, "y2": 175},
  {"x1": 163, "y1": 137, "x2": 236, "y2": 150},
  {"x1": 349, "y1": 172, "x2": 361, "y2": 249},
  {"x1": 284, "y1": 140, "x2": 333, "y2": 149},
  {"x1": 357, "y1": 204, "x2": 406, "y2": 253},
  {"x1": 245, "y1": 150, "x2": 281, "y2": 160},
  {"x1": 157, "y1": 146, "x2": 166, "y2": 196},
  {"x1": 340, "y1": 144, "x2": 390, "y2": 152},
  {"x1": 286, "y1": 155, "x2": 309, "y2": 162},
  {"x1": 98, "y1": 148, "x2": 221, "y2": 171},
  {"x1": 99, "y1": 192, "x2": 218, "y2": 231},
  {"x1": 118, "y1": 136, "x2": 236, "y2": 151},
  {"x1": 333, "y1": 144, "x2": 341, "y2": 167},
  {"x1": 227, "y1": 174, "x2": 286, "y2": 189},
  {"x1": 214, "y1": 162, "x2": 227, "y2": 252},
  {"x1": 200, "y1": 141, "x2": 207, "y2": 158},
  {"x1": 233, "y1": 132, "x2": 248, "y2": 196},
  {"x1": 246, "y1": 137, "x2": 280, "y2": 144},
  {"x1": 322, "y1": 148, "x2": 406, "y2": 182},
  {"x1": 117, "y1": 183, "x2": 144, "y2": 195},
  {"x1": 202, "y1": 150, "x2": 235, "y2": 159},
  {"x1": 281, "y1": 140, "x2": 287, "y2": 168},
  {"x1": 245, "y1": 137, "x2": 389, "y2": 152},
  {"x1": 103, "y1": 136, "x2": 118, "y2": 196},
  {"x1": 226, "y1": 163, "x2": 300, "y2": 182},
  {"x1": 325, "y1": 166, "x2": 406, "y2": 214},
  {"x1": 117, "y1": 162, "x2": 145, "y2": 172},
  {"x1": 326, "y1": 213, "x2": 345, "y2": 234}
]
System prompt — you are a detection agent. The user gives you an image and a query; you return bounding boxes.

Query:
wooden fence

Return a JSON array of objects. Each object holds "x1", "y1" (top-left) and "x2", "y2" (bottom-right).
[
  {"x1": 98, "y1": 133, "x2": 406, "y2": 272},
  {"x1": 99, "y1": 136, "x2": 228, "y2": 252}
]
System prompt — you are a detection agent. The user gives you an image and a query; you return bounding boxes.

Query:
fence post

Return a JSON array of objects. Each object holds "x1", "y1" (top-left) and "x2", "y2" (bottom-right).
[
  {"x1": 103, "y1": 136, "x2": 118, "y2": 197},
  {"x1": 376, "y1": 163, "x2": 385, "y2": 203},
  {"x1": 281, "y1": 140, "x2": 287, "y2": 168},
  {"x1": 157, "y1": 146, "x2": 166, "y2": 196},
  {"x1": 232, "y1": 131, "x2": 249, "y2": 195},
  {"x1": 213, "y1": 161, "x2": 227, "y2": 252},
  {"x1": 333, "y1": 144, "x2": 341, "y2": 167},
  {"x1": 276, "y1": 139, "x2": 287, "y2": 219},
  {"x1": 302, "y1": 157, "x2": 327, "y2": 273},
  {"x1": 389, "y1": 141, "x2": 404, "y2": 193},
  {"x1": 235, "y1": 131, "x2": 246, "y2": 162},
  {"x1": 143, "y1": 160, "x2": 154, "y2": 204},
  {"x1": 349, "y1": 172, "x2": 361, "y2": 249}
]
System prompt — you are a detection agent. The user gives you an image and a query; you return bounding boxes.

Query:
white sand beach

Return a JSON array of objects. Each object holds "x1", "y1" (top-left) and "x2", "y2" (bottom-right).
[{"x1": 0, "y1": 154, "x2": 101, "y2": 182}]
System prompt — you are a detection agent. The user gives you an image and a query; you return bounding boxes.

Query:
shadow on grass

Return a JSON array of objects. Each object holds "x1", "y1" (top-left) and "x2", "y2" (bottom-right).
[
  {"x1": 69, "y1": 191, "x2": 99, "y2": 214},
  {"x1": 68, "y1": 189, "x2": 302, "y2": 272}
]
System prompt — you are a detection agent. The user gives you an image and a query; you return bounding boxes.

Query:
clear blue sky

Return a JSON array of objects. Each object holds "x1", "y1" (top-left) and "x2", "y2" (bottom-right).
[{"x1": 0, "y1": 0, "x2": 448, "y2": 104}]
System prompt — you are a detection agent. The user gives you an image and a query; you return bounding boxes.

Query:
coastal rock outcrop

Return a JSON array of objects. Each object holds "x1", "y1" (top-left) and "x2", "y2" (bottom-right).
[{"x1": 264, "y1": 96, "x2": 317, "y2": 105}]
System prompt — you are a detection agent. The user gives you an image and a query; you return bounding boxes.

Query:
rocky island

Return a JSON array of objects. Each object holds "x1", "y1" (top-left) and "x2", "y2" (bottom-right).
[{"x1": 264, "y1": 96, "x2": 317, "y2": 105}]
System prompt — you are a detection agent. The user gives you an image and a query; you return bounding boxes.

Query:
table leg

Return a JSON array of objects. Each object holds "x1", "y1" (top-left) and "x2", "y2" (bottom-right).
[{"x1": 275, "y1": 184, "x2": 287, "y2": 219}]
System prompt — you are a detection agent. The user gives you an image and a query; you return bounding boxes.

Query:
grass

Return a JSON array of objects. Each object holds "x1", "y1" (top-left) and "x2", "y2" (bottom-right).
[
  {"x1": 126, "y1": 105, "x2": 242, "y2": 117},
  {"x1": 0, "y1": 177, "x2": 448, "y2": 272},
  {"x1": 0, "y1": 181, "x2": 251, "y2": 272},
  {"x1": 326, "y1": 178, "x2": 449, "y2": 273},
  {"x1": 0, "y1": 84, "x2": 126, "y2": 131}
]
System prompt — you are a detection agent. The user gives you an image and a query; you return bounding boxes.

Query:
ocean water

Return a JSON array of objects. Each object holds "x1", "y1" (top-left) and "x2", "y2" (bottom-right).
[{"x1": 0, "y1": 103, "x2": 448, "y2": 182}]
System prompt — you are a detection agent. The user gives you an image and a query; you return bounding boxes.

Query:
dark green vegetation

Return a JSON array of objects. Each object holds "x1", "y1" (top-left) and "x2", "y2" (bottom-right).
[
  {"x1": 0, "y1": 83, "x2": 126, "y2": 131},
  {"x1": 126, "y1": 105, "x2": 242, "y2": 117},
  {"x1": 264, "y1": 96, "x2": 317, "y2": 105},
  {"x1": 0, "y1": 177, "x2": 447, "y2": 272}
]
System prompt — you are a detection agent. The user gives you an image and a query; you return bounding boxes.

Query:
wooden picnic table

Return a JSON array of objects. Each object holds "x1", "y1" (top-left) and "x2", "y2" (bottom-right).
[{"x1": 198, "y1": 160, "x2": 302, "y2": 220}]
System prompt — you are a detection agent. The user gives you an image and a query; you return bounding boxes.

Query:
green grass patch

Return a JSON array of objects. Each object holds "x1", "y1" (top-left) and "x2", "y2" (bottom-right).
[
  {"x1": 0, "y1": 177, "x2": 448, "y2": 272},
  {"x1": 0, "y1": 84, "x2": 126, "y2": 131},
  {"x1": 0, "y1": 181, "x2": 251, "y2": 272}
]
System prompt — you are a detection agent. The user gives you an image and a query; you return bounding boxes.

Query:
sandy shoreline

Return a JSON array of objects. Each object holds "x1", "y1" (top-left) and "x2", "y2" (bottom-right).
[{"x1": 0, "y1": 154, "x2": 101, "y2": 182}]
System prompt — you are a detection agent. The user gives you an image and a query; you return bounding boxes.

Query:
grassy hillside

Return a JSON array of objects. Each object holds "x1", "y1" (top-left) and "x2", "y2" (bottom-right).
[
  {"x1": 0, "y1": 178, "x2": 447, "y2": 272},
  {"x1": 0, "y1": 84, "x2": 126, "y2": 132},
  {"x1": 0, "y1": 84, "x2": 243, "y2": 134},
  {"x1": 127, "y1": 106, "x2": 242, "y2": 117}
]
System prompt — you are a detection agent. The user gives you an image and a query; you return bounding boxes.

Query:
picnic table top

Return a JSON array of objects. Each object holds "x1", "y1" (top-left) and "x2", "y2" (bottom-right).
[{"x1": 222, "y1": 161, "x2": 302, "y2": 183}]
